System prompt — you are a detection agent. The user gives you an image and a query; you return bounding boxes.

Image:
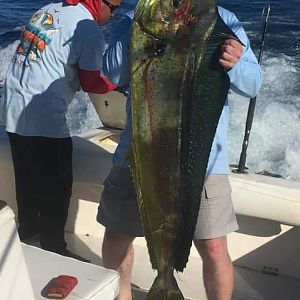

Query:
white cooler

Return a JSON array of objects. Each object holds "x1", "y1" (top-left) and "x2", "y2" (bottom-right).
[
  {"x1": 0, "y1": 201, "x2": 35, "y2": 300},
  {"x1": 23, "y1": 244, "x2": 120, "y2": 300},
  {"x1": 0, "y1": 201, "x2": 120, "y2": 300}
]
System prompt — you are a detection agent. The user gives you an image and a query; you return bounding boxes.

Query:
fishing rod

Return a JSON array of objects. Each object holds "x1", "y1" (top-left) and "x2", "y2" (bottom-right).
[{"x1": 234, "y1": 4, "x2": 271, "y2": 174}]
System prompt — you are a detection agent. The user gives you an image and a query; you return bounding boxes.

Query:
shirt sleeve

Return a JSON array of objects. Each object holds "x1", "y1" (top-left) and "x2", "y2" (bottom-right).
[
  {"x1": 102, "y1": 15, "x2": 132, "y2": 86},
  {"x1": 218, "y1": 6, "x2": 263, "y2": 99},
  {"x1": 74, "y1": 20, "x2": 105, "y2": 71}
]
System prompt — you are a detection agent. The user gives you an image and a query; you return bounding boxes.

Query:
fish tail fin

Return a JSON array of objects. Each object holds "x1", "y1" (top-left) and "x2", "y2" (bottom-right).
[{"x1": 146, "y1": 270, "x2": 184, "y2": 300}]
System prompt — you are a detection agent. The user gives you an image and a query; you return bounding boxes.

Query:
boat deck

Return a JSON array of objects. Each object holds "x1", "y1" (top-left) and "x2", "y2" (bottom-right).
[
  {"x1": 2, "y1": 130, "x2": 300, "y2": 299},
  {"x1": 62, "y1": 223, "x2": 300, "y2": 300}
]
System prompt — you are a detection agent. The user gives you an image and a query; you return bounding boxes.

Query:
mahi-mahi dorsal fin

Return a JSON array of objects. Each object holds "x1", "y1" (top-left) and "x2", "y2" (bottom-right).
[{"x1": 175, "y1": 9, "x2": 242, "y2": 271}]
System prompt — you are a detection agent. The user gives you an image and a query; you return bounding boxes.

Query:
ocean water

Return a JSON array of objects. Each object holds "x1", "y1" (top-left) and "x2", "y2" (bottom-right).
[{"x1": 0, "y1": 0, "x2": 299, "y2": 181}]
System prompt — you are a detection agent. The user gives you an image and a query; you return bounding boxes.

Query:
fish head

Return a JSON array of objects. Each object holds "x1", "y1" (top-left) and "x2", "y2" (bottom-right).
[{"x1": 134, "y1": 0, "x2": 216, "y2": 41}]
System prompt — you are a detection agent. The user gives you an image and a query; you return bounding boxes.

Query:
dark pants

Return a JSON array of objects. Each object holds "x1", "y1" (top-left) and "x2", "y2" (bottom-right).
[{"x1": 8, "y1": 133, "x2": 73, "y2": 254}]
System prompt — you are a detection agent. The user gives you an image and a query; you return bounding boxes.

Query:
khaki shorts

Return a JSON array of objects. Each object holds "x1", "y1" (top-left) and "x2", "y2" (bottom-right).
[{"x1": 97, "y1": 166, "x2": 238, "y2": 239}]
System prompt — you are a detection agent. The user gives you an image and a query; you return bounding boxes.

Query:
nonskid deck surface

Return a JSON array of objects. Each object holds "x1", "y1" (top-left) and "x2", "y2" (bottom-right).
[{"x1": 61, "y1": 231, "x2": 300, "y2": 300}]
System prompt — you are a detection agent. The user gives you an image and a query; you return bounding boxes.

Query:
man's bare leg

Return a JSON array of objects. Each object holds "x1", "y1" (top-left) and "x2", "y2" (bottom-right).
[
  {"x1": 102, "y1": 228, "x2": 135, "y2": 300},
  {"x1": 194, "y1": 236, "x2": 233, "y2": 300}
]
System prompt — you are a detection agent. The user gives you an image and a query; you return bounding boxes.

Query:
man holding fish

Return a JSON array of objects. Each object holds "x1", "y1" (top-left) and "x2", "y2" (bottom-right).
[{"x1": 97, "y1": 0, "x2": 262, "y2": 299}]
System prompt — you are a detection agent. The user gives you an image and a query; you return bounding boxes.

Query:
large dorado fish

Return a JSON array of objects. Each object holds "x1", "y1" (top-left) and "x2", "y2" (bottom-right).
[{"x1": 129, "y1": 0, "x2": 240, "y2": 298}]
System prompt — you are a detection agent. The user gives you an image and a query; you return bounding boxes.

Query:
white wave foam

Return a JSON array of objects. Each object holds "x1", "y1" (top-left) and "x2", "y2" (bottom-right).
[
  {"x1": 13, "y1": 26, "x2": 24, "y2": 31},
  {"x1": 0, "y1": 41, "x2": 18, "y2": 85},
  {"x1": 229, "y1": 52, "x2": 300, "y2": 180},
  {"x1": 285, "y1": 140, "x2": 300, "y2": 181},
  {"x1": 67, "y1": 91, "x2": 102, "y2": 135}
]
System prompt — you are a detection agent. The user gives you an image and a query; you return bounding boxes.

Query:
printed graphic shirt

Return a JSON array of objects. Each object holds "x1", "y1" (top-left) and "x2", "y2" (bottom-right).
[
  {"x1": 2, "y1": 2, "x2": 105, "y2": 137},
  {"x1": 104, "y1": 7, "x2": 263, "y2": 175}
]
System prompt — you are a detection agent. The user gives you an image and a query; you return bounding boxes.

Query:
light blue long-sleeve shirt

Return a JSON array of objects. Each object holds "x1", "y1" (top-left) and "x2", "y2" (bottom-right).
[{"x1": 103, "y1": 7, "x2": 262, "y2": 174}]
